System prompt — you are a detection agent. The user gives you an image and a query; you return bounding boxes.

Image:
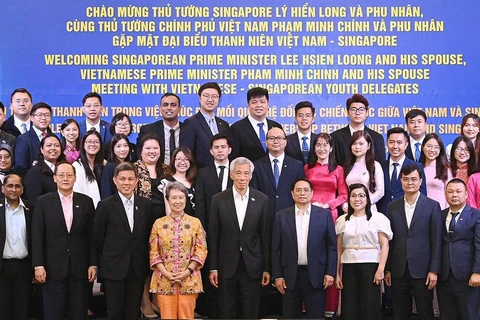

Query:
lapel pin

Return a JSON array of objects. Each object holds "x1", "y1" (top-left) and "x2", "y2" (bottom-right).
[
  {"x1": 25, "y1": 207, "x2": 29, "y2": 210},
  {"x1": 251, "y1": 198, "x2": 255, "y2": 201},
  {"x1": 135, "y1": 206, "x2": 139, "y2": 210},
  {"x1": 75, "y1": 205, "x2": 80, "y2": 208},
  {"x1": 0, "y1": 203, "x2": 3, "y2": 207}
]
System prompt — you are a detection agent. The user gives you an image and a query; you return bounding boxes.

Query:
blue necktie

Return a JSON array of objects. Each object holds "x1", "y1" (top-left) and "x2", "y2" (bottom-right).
[
  {"x1": 273, "y1": 159, "x2": 280, "y2": 188},
  {"x1": 258, "y1": 123, "x2": 266, "y2": 151},
  {"x1": 301, "y1": 136, "x2": 309, "y2": 163},
  {"x1": 415, "y1": 142, "x2": 421, "y2": 161},
  {"x1": 449, "y1": 212, "x2": 459, "y2": 232},
  {"x1": 391, "y1": 163, "x2": 399, "y2": 190}
]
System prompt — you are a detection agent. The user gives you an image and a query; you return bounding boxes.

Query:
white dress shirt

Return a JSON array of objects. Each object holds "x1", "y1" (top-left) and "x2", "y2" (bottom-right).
[
  {"x1": 409, "y1": 135, "x2": 425, "y2": 159},
  {"x1": 445, "y1": 205, "x2": 466, "y2": 232},
  {"x1": 295, "y1": 205, "x2": 311, "y2": 265},
  {"x1": 348, "y1": 124, "x2": 365, "y2": 135},
  {"x1": 389, "y1": 154, "x2": 406, "y2": 181},
  {"x1": 86, "y1": 120, "x2": 101, "y2": 132},
  {"x1": 404, "y1": 192, "x2": 421, "y2": 228},
  {"x1": 118, "y1": 192, "x2": 135, "y2": 232},
  {"x1": 14, "y1": 116, "x2": 30, "y2": 134},
  {"x1": 2, "y1": 199, "x2": 28, "y2": 259},
  {"x1": 214, "y1": 161, "x2": 229, "y2": 191},
  {"x1": 232, "y1": 186, "x2": 249, "y2": 231},
  {"x1": 247, "y1": 115, "x2": 268, "y2": 139}
]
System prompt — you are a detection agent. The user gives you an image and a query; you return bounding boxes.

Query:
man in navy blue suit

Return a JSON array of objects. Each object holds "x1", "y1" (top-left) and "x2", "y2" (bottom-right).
[
  {"x1": 181, "y1": 82, "x2": 229, "y2": 168},
  {"x1": 13, "y1": 102, "x2": 52, "y2": 176},
  {"x1": 405, "y1": 109, "x2": 428, "y2": 162},
  {"x1": 377, "y1": 127, "x2": 427, "y2": 215},
  {"x1": 437, "y1": 179, "x2": 480, "y2": 320},
  {"x1": 272, "y1": 178, "x2": 337, "y2": 318},
  {"x1": 1, "y1": 88, "x2": 33, "y2": 138},
  {"x1": 251, "y1": 127, "x2": 305, "y2": 227},
  {"x1": 79, "y1": 92, "x2": 112, "y2": 143},
  {"x1": 384, "y1": 164, "x2": 443, "y2": 320},
  {"x1": 285, "y1": 101, "x2": 317, "y2": 165}
]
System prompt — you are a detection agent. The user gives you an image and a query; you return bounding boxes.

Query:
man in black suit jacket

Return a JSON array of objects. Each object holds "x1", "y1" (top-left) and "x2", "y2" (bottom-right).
[
  {"x1": 229, "y1": 87, "x2": 282, "y2": 162},
  {"x1": 385, "y1": 164, "x2": 443, "y2": 320},
  {"x1": 0, "y1": 174, "x2": 34, "y2": 320},
  {"x1": 32, "y1": 162, "x2": 97, "y2": 320},
  {"x1": 208, "y1": 157, "x2": 271, "y2": 319},
  {"x1": 404, "y1": 109, "x2": 427, "y2": 162},
  {"x1": 285, "y1": 101, "x2": 318, "y2": 165},
  {"x1": 251, "y1": 127, "x2": 305, "y2": 227},
  {"x1": 437, "y1": 179, "x2": 480, "y2": 320},
  {"x1": 93, "y1": 162, "x2": 153, "y2": 320},
  {"x1": 272, "y1": 178, "x2": 337, "y2": 318},
  {"x1": 182, "y1": 82, "x2": 230, "y2": 168},
  {"x1": 136, "y1": 93, "x2": 183, "y2": 165},
  {"x1": 1, "y1": 88, "x2": 33, "y2": 138},
  {"x1": 13, "y1": 102, "x2": 53, "y2": 176},
  {"x1": 331, "y1": 94, "x2": 385, "y2": 166},
  {"x1": 0, "y1": 102, "x2": 16, "y2": 149}
]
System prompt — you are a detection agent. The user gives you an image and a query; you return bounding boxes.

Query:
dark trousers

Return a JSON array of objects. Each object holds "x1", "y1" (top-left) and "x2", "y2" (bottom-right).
[
  {"x1": 341, "y1": 263, "x2": 381, "y2": 320},
  {"x1": 42, "y1": 269, "x2": 89, "y2": 320},
  {"x1": 218, "y1": 255, "x2": 260, "y2": 319},
  {"x1": 437, "y1": 272, "x2": 480, "y2": 320},
  {"x1": 103, "y1": 263, "x2": 144, "y2": 320},
  {"x1": 196, "y1": 260, "x2": 218, "y2": 318},
  {"x1": 283, "y1": 266, "x2": 325, "y2": 319},
  {"x1": 0, "y1": 258, "x2": 31, "y2": 320},
  {"x1": 391, "y1": 264, "x2": 434, "y2": 320}
]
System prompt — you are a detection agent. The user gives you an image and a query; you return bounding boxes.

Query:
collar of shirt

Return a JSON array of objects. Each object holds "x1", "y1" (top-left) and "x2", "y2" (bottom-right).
[
  {"x1": 247, "y1": 115, "x2": 267, "y2": 132},
  {"x1": 409, "y1": 135, "x2": 425, "y2": 147},
  {"x1": 449, "y1": 204, "x2": 466, "y2": 216},
  {"x1": 32, "y1": 126, "x2": 45, "y2": 139},
  {"x1": 58, "y1": 190, "x2": 73, "y2": 201},
  {"x1": 5, "y1": 197, "x2": 26, "y2": 213},
  {"x1": 86, "y1": 120, "x2": 101, "y2": 132},
  {"x1": 233, "y1": 186, "x2": 249, "y2": 201},
  {"x1": 44, "y1": 159, "x2": 56, "y2": 172},
  {"x1": 163, "y1": 121, "x2": 180, "y2": 132},
  {"x1": 118, "y1": 192, "x2": 134, "y2": 205},
  {"x1": 295, "y1": 204, "x2": 311, "y2": 216},
  {"x1": 214, "y1": 161, "x2": 229, "y2": 170},
  {"x1": 200, "y1": 110, "x2": 216, "y2": 124},
  {"x1": 14, "y1": 116, "x2": 30, "y2": 131},
  {"x1": 403, "y1": 192, "x2": 421, "y2": 208},
  {"x1": 348, "y1": 124, "x2": 365, "y2": 135},
  {"x1": 269, "y1": 153, "x2": 285, "y2": 166},
  {"x1": 390, "y1": 154, "x2": 406, "y2": 167}
]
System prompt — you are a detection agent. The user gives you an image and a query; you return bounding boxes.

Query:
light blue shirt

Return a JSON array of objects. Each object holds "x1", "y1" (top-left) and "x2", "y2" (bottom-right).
[
  {"x1": 200, "y1": 111, "x2": 218, "y2": 135},
  {"x1": 2, "y1": 199, "x2": 28, "y2": 259}
]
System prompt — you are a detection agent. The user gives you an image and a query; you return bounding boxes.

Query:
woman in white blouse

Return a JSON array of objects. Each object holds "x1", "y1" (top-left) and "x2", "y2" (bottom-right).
[
  {"x1": 344, "y1": 130, "x2": 384, "y2": 212},
  {"x1": 335, "y1": 183, "x2": 392, "y2": 320},
  {"x1": 72, "y1": 129, "x2": 104, "y2": 208}
]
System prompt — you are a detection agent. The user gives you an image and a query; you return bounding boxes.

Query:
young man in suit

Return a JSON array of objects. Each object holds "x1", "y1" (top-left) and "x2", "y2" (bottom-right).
[
  {"x1": 229, "y1": 87, "x2": 282, "y2": 162},
  {"x1": 251, "y1": 127, "x2": 305, "y2": 227},
  {"x1": 384, "y1": 164, "x2": 443, "y2": 320},
  {"x1": 405, "y1": 109, "x2": 428, "y2": 162},
  {"x1": 331, "y1": 94, "x2": 385, "y2": 166},
  {"x1": 0, "y1": 174, "x2": 34, "y2": 320},
  {"x1": 272, "y1": 178, "x2": 337, "y2": 318},
  {"x1": 93, "y1": 162, "x2": 153, "y2": 320},
  {"x1": 79, "y1": 92, "x2": 112, "y2": 143},
  {"x1": 32, "y1": 162, "x2": 97, "y2": 320},
  {"x1": 208, "y1": 157, "x2": 271, "y2": 319},
  {"x1": 0, "y1": 102, "x2": 16, "y2": 149},
  {"x1": 181, "y1": 82, "x2": 229, "y2": 168},
  {"x1": 136, "y1": 92, "x2": 182, "y2": 165},
  {"x1": 13, "y1": 102, "x2": 53, "y2": 176},
  {"x1": 377, "y1": 127, "x2": 427, "y2": 215},
  {"x1": 1, "y1": 88, "x2": 33, "y2": 138},
  {"x1": 285, "y1": 101, "x2": 317, "y2": 164},
  {"x1": 437, "y1": 179, "x2": 480, "y2": 320}
]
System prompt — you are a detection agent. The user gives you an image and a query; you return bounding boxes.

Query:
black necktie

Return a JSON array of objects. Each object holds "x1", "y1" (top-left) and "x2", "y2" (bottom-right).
[
  {"x1": 169, "y1": 128, "x2": 176, "y2": 156},
  {"x1": 449, "y1": 212, "x2": 459, "y2": 232},
  {"x1": 218, "y1": 166, "x2": 226, "y2": 189},
  {"x1": 391, "y1": 163, "x2": 399, "y2": 189}
]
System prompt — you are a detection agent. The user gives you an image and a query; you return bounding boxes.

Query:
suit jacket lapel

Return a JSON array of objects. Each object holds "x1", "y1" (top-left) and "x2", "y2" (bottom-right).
[
  {"x1": 226, "y1": 190, "x2": 241, "y2": 231},
  {"x1": 244, "y1": 118, "x2": 264, "y2": 152},
  {"x1": 290, "y1": 133, "x2": 302, "y2": 158},
  {"x1": 115, "y1": 194, "x2": 132, "y2": 233},
  {"x1": 340, "y1": 127, "x2": 352, "y2": 146},
  {"x1": 197, "y1": 113, "x2": 214, "y2": 139},
  {"x1": 209, "y1": 166, "x2": 222, "y2": 191},
  {"x1": 243, "y1": 193, "x2": 257, "y2": 229},
  {"x1": 70, "y1": 193, "x2": 81, "y2": 234},
  {"x1": 409, "y1": 195, "x2": 424, "y2": 230},
  {"x1": 286, "y1": 208, "x2": 298, "y2": 253},
  {"x1": 278, "y1": 157, "x2": 292, "y2": 187},
  {"x1": 442, "y1": 210, "x2": 450, "y2": 241},
  {"x1": 262, "y1": 158, "x2": 277, "y2": 190},
  {"x1": 133, "y1": 196, "x2": 141, "y2": 233},
  {"x1": 216, "y1": 117, "x2": 228, "y2": 134},
  {"x1": 0, "y1": 202, "x2": 6, "y2": 247},
  {"x1": 455, "y1": 206, "x2": 472, "y2": 233},
  {"x1": 52, "y1": 193, "x2": 69, "y2": 233}
]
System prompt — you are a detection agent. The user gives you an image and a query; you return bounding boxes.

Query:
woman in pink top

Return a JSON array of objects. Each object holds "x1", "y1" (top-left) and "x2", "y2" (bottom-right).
[
  {"x1": 344, "y1": 130, "x2": 384, "y2": 213},
  {"x1": 420, "y1": 133, "x2": 453, "y2": 210},
  {"x1": 450, "y1": 136, "x2": 476, "y2": 184},
  {"x1": 467, "y1": 172, "x2": 480, "y2": 208},
  {"x1": 304, "y1": 133, "x2": 347, "y2": 317}
]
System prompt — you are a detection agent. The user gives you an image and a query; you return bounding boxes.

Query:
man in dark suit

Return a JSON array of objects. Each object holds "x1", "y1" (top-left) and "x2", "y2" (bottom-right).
[
  {"x1": 208, "y1": 157, "x2": 271, "y2": 319},
  {"x1": 405, "y1": 109, "x2": 428, "y2": 162},
  {"x1": 32, "y1": 162, "x2": 97, "y2": 320},
  {"x1": 93, "y1": 162, "x2": 153, "y2": 320},
  {"x1": 229, "y1": 87, "x2": 282, "y2": 162},
  {"x1": 251, "y1": 127, "x2": 305, "y2": 226},
  {"x1": 0, "y1": 102, "x2": 16, "y2": 149},
  {"x1": 181, "y1": 82, "x2": 229, "y2": 168},
  {"x1": 272, "y1": 178, "x2": 336, "y2": 318},
  {"x1": 136, "y1": 93, "x2": 183, "y2": 165},
  {"x1": 285, "y1": 101, "x2": 317, "y2": 164},
  {"x1": 1, "y1": 88, "x2": 33, "y2": 138},
  {"x1": 377, "y1": 127, "x2": 427, "y2": 215},
  {"x1": 331, "y1": 94, "x2": 385, "y2": 166},
  {"x1": 79, "y1": 92, "x2": 112, "y2": 143},
  {"x1": 437, "y1": 179, "x2": 480, "y2": 320},
  {"x1": 384, "y1": 164, "x2": 443, "y2": 320},
  {"x1": 0, "y1": 174, "x2": 34, "y2": 320},
  {"x1": 13, "y1": 102, "x2": 53, "y2": 176},
  {"x1": 195, "y1": 133, "x2": 232, "y2": 318}
]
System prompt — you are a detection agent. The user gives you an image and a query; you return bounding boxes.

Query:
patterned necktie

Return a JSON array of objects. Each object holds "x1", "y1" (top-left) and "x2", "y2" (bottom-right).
[
  {"x1": 449, "y1": 212, "x2": 459, "y2": 232},
  {"x1": 391, "y1": 163, "x2": 399, "y2": 189},
  {"x1": 301, "y1": 136, "x2": 309, "y2": 163},
  {"x1": 258, "y1": 123, "x2": 266, "y2": 151},
  {"x1": 273, "y1": 159, "x2": 280, "y2": 188},
  {"x1": 415, "y1": 142, "x2": 421, "y2": 161},
  {"x1": 21, "y1": 123, "x2": 27, "y2": 134},
  {"x1": 209, "y1": 118, "x2": 218, "y2": 135}
]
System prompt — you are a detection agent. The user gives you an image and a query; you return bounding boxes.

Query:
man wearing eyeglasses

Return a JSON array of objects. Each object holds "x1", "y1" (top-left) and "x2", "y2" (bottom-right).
[
  {"x1": 13, "y1": 102, "x2": 53, "y2": 176},
  {"x1": 1, "y1": 88, "x2": 33, "y2": 138},
  {"x1": 331, "y1": 94, "x2": 385, "y2": 166},
  {"x1": 79, "y1": 92, "x2": 112, "y2": 143},
  {"x1": 271, "y1": 178, "x2": 337, "y2": 318},
  {"x1": 384, "y1": 163, "x2": 442, "y2": 320},
  {"x1": 181, "y1": 82, "x2": 229, "y2": 169}
]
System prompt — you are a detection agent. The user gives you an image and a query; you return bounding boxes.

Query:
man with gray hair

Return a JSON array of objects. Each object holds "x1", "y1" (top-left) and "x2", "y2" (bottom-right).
[{"x1": 208, "y1": 157, "x2": 270, "y2": 319}]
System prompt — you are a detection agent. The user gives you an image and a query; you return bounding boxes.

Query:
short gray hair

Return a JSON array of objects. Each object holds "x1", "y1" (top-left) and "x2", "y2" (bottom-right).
[
  {"x1": 230, "y1": 157, "x2": 254, "y2": 175},
  {"x1": 165, "y1": 181, "x2": 188, "y2": 200}
]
